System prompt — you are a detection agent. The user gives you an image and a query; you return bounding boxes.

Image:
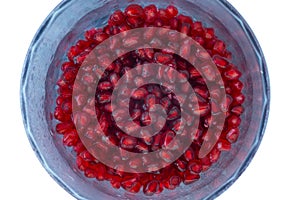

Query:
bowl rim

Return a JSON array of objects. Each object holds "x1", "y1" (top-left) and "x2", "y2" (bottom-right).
[{"x1": 20, "y1": 0, "x2": 270, "y2": 199}]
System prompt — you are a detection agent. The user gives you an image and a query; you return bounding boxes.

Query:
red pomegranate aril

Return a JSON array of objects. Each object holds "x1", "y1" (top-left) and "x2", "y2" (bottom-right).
[
  {"x1": 180, "y1": 23, "x2": 191, "y2": 36},
  {"x1": 167, "y1": 106, "x2": 180, "y2": 120},
  {"x1": 227, "y1": 114, "x2": 241, "y2": 128},
  {"x1": 84, "y1": 28, "x2": 98, "y2": 41},
  {"x1": 136, "y1": 141, "x2": 149, "y2": 152},
  {"x1": 166, "y1": 5, "x2": 178, "y2": 18},
  {"x1": 213, "y1": 40, "x2": 226, "y2": 55},
  {"x1": 191, "y1": 21, "x2": 204, "y2": 36},
  {"x1": 226, "y1": 128, "x2": 240, "y2": 143},
  {"x1": 94, "y1": 32, "x2": 109, "y2": 43},
  {"x1": 125, "y1": 4, "x2": 144, "y2": 18},
  {"x1": 63, "y1": 130, "x2": 78, "y2": 146},
  {"x1": 204, "y1": 28, "x2": 215, "y2": 40},
  {"x1": 164, "y1": 175, "x2": 181, "y2": 190},
  {"x1": 111, "y1": 177, "x2": 122, "y2": 189},
  {"x1": 109, "y1": 10, "x2": 125, "y2": 26},
  {"x1": 213, "y1": 55, "x2": 229, "y2": 69},
  {"x1": 175, "y1": 159, "x2": 187, "y2": 172},
  {"x1": 184, "y1": 148, "x2": 195, "y2": 161},
  {"x1": 217, "y1": 139, "x2": 231, "y2": 151},
  {"x1": 224, "y1": 67, "x2": 242, "y2": 80},
  {"x1": 177, "y1": 14, "x2": 193, "y2": 26},
  {"x1": 154, "y1": 52, "x2": 173, "y2": 64},
  {"x1": 230, "y1": 80, "x2": 244, "y2": 92},
  {"x1": 233, "y1": 93, "x2": 245, "y2": 104},
  {"x1": 98, "y1": 81, "x2": 112, "y2": 90},
  {"x1": 169, "y1": 17, "x2": 179, "y2": 29},
  {"x1": 209, "y1": 148, "x2": 221, "y2": 163},
  {"x1": 56, "y1": 122, "x2": 74, "y2": 134},
  {"x1": 120, "y1": 136, "x2": 137, "y2": 149},
  {"x1": 188, "y1": 160, "x2": 202, "y2": 174},
  {"x1": 55, "y1": 4, "x2": 245, "y2": 195},
  {"x1": 231, "y1": 105, "x2": 244, "y2": 116},
  {"x1": 127, "y1": 17, "x2": 144, "y2": 28},
  {"x1": 158, "y1": 9, "x2": 170, "y2": 22},
  {"x1": 96, "y1": 93, "x2": 111, "y2": 104},
  {"x1": 183, "y1": 172, "x2": 200, "y2": 185},
  {"x1": 143, "y1": 180, "x2": 161, "y2": 196},
  {"x1": 54, "y1": 107, "x2": 70, "y2": 122},
  {"x1": 144, "y1": 4, "x2": 158, "y2": 23}
]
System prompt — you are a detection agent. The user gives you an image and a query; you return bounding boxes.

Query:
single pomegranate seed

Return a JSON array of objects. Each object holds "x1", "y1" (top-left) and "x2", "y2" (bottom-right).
[
  {"x1": 109, "y1": 10, "x2": 125, "y2": 26},
  {"x1": 183, "y1": 171, "x2": 200, "y2": 185},
  {"x1": 188, "y1": 160, "x2": 202, "y2": 174},
  {"x1": 125, "y1": 4, "x2": 144, "y2": 18},
  {"x1": 213, "y1": 55, "x2": 229, "y2": 69},
  {"x1": 204, "y1": 28, "x2": 215, "y2": 40},
  {"x1": 191, "y1": 21, "x2": 203, "y2": 36},
  {"x1": 56, "y1": 122, "x2": 74, "y2": 134},
  {"x1": 217, "y1": 139, "x2": 231, "y2": 151},
  {"x1": 209, "y1": 148, "x2": 221, "y2": 163},
  {"x1": 144, "y1": 4, "x2": 158, "y2": 23},
  {"x1": 227, "y1": 114, "x2": 241, "y2": 128},
  {"x1": 233, "y1": 93, "x2": 245, "y2": 104},
  {"x1": 226, "y1": 128, "x2": 240, "y2": 143},
  {"x1": 184, "y1": 148, "x2": 194, "y2": 161},
  {"x1": 213, "y1": 40, "x2": 226, "y2": 55},
  {"x1": 120, "y1": 136, "x2": 137, "y2": 149},
  {"x1": 224, "y1": 67, "x2": 242, "y2": 80},
  {"x1": 154, "y1": 52, "x2": 173, "y2": 64},
  {"x1": 63, "y1": 130, "x2": 78, "y2": 146},
  {"x1": 231, "y1": 105, "x2": 244, "y2": 115},
  {"x1": 166, "y1": 5, "x2": 178, "y2": 18},
  {"x1": 143, "y1": 180, "x2": 161, "y2": 196}
]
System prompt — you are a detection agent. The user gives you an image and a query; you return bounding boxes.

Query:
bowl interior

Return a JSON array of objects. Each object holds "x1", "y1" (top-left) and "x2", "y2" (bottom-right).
[{"x1": 21, "y1": 0, "x2": 269, "y2": 199}]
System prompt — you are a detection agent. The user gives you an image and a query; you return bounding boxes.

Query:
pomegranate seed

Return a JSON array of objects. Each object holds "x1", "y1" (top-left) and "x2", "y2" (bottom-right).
[
  {"x1": 209, "y1": 148, "x2": 221, "y2": 163},
  {"x1": 191, "y1": 22, "x2": 203, "y2": 36},
  {"x1": 213, "y1": 40, "x2": 226, "y2": 55},
  {"x1": 120, "y1": 136, "x2": 137, "y2": 149},
  {"x1": 183, "y1": 171, "x2": 200, "y2": 185},
  {"x1": 63, "y1": 130, "x2": 78, "y2": 146},
  {"x1": 98, "y1": 81, "x2": 112, "y2": 90},
  {"x1": 144, "y1": 4, "x2": 158, "y2": 23},
  {"x1": 217, "y1": 139, "x2": 231, "y2": 151},
  {"x1": 233, "y1": 93, "x2": 245, "y2": 104},
  {"x1": 230, "y1": 80, "x2": 244, "y2": 92},
  {"x1": 224, "y1": 67, "x2": 242, "y2": 80},
  {"x1": 127, "y1": 17, "x2": 144, "y2": 28},
  {"x1": 227, "y1": 114, "x2": 241, "y2": 128},
  {"x1": 154, "y1": 52, "x2": 173, "y2": 64},
  {"x1": 108, "y1": 10, "x2": 125, "y2": 26},
  {"x1": 226, "y1": 128, "x2": 240, "y2": 143},
  {"x1": 143, "y1": 180, "x2": 161, "y2": 196},
  {"x1": 213, "y1": 55, "x2": 229, "y2": 69},
  {"x1": 164, "y1": 175, "x2": 181, "y2": 190},
  {"x1": 184, "y1": 148, "x2": 194, "y2": 161},
  {"x1": 169, "y1": 18, "x2": 179, "y2": 29},
  {"x1": 231, "y1": 105, "x2": 244, "y2": 115},
  {"x1": 167, "y1": 106, "x2": 180, "y2": 120},
  {"x1": 204, "y1": 28, "x2": 215, "y2": 40},
  {"x1": 177, "y1": 14, "x2": 193, "y2": 25},
  {"x1": 175, "y1": 159, "x2": 187, "y2": 172},
  {"x1": 56, "y1": 122, "x2": 74, "y2": 134},
  {"x1": 188, "y1": 160, "x2": 202, "y2": 174},
  {"x1": 125, "y1": 4, "x2": 144, "y2": 18},
  {"x1": 166, "y1": 5, "x2": 178, "y2": 18}
]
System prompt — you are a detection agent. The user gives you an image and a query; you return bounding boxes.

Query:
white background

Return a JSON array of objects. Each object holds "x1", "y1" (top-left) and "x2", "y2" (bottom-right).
[{"x1": 0, "y1": 0, "x2": 299, "y2": 199}]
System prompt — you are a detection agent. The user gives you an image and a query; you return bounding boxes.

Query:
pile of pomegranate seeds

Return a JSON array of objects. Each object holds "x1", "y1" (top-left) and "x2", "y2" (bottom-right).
[{"x1": 54, "y1": 4, "x2": 245, "y2": 195}]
